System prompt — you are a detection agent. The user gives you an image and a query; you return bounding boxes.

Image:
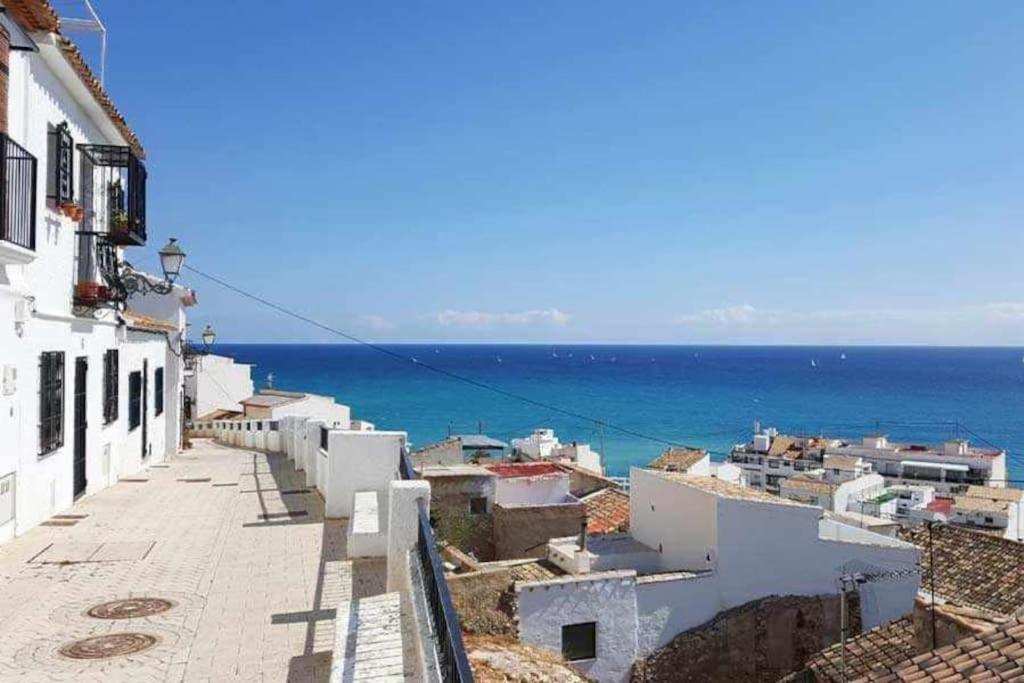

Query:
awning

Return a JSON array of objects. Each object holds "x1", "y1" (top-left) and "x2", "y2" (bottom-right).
[{"x1": 900, "y1": 460, "x2": 969, "y2": 472}]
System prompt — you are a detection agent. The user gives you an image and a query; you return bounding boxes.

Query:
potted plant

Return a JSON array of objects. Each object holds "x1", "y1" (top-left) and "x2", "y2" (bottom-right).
[
  {"x1": 60, "y1": 200, "x2": 83, "y2": 221},
  {"x1": 111, "y1": 210, "x2": 130, "y2": 235},
  {"x1": 74, "y1": 281, "x2": 109, "y2": 304}
]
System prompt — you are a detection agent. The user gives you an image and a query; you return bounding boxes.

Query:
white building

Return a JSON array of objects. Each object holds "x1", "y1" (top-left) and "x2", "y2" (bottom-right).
[
  {"x1": 728, "y1": 428, "x2": 837, "y2": 493},
  {"x1": 826, "y1": 435, "x2": 1007, "y2": 494},
  {"x1": 184, "y1": 352, "x2": 253, "y2": 419},
  {"x1": 0, "y1": 5, "x2": 190, "y2": 543},
  {"x1": 515, "y1": 467, "x2": 920, "y2": 682}
]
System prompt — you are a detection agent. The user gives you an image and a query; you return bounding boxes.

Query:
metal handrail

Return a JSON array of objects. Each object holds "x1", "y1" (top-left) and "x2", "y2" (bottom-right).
[
  {"x1": 0, "y1": 133, "x2": 37, "y2": 251},
  {"x1": 400, "y1": 447, "x2": 474, "y2": 682}
]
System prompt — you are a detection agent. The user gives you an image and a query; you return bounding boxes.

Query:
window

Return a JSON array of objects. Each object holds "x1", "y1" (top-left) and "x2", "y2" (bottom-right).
[
  {"x1": 39, "y1": 352, "x2": 65, "y2": 455},
  {"x1": 269, "y1": 421, "x2": 279, "y2": 431},
  {"x1": 128, "y1": 371, "x2": 141, "y2": 430},
  {"x1": 103, "y1": 350, "x2": 118, "y2": 423},
  {"x1": 320, "y1": 426, "x2": 329, "y2": 450},
  {"x1": 469, "y1": 497, "x2": 488, "y2": 515},
  {"x1": 154, "y1": 367, "x2": 164, "y2": 416},
  {"x1": 561, "y1": 622, "x2": 596, "y2": 661},
  {"x1": 49, "y1": 122, "x2": 74, "y2": 206},
  {"x1": 256, "y1": 421, "x2": 263, "y2": 431}
]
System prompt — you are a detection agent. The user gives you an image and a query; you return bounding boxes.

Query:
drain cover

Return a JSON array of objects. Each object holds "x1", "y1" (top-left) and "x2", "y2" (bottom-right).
[
  {"x1": 86, "y1": 598, "x2": 174, "y2": 620},
  {"x1": 59, "y1": 633, "x2": 157, "y2": 659}
]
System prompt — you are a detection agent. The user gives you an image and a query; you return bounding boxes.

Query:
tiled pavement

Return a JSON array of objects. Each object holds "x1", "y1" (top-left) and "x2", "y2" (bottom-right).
[{"x1": 0, "y1": 439, "x2": 405, "y2": 682}]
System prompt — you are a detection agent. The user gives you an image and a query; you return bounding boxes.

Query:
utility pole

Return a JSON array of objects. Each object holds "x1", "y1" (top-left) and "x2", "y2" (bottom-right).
[{"x1": 927, "y1": 520, "x2": 937, "y2": 647}]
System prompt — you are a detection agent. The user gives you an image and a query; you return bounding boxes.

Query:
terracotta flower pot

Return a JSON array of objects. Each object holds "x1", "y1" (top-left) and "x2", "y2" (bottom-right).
[
  {"x1": 75, "y1": 281, "x2": 105, "y2": 303},
  {"x1": 72, "y1": 206, "x2": 85, "y2": 222}
]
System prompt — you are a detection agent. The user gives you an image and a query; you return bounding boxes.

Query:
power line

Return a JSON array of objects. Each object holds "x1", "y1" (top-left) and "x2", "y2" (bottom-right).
[{"x1": 185, "y1": 264, "x2": 690, "y2": 450}]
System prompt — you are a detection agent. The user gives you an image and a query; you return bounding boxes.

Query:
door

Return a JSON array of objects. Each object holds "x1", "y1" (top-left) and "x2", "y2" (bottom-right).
[
  {"x1": 141, "y1": 359, "x2": 148, "y2": 460},
  {"x1": 73, "y1": 357, "x2": 88, "y2": 498}
]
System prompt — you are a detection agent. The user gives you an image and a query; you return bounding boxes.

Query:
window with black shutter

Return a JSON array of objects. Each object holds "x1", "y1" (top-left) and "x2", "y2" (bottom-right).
[
  {"x1": 154, "y1": 367, "x2": 164, "y2": 416},
  {"x1": 561, "y1": 622, "x2": 597, "y2": 661},
  {"x1": 320, "y1": 426, "x2": 329, "y2": 450},
  {"x1": 128, "y1": 371, "x2": 141, "y2": 430},
  {"x1": 103, "y1": 349, "x2": 118, "y2": 423},
  {"x1": 39, "y1": 352, "x2": 65, "y2": 455},
  {"x1": 48, "y1": 122, "x2": 74, "y2": 206}
]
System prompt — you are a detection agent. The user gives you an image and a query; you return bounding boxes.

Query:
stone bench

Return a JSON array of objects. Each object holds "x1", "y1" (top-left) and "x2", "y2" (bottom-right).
[{"x1": 347, "y1": 490, "x2": 386, "y2": 558}]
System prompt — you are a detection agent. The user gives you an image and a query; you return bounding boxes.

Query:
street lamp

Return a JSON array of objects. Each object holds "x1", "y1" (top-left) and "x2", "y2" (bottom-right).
[
  {"x1": 201, "y1": 325, "x2": 216, "y2": 351},
  {"x1": 158, "y1": 238, "x2": 186, "y2": 283}
]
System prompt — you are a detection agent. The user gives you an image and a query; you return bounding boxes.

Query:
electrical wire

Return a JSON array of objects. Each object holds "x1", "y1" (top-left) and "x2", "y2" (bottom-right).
[{"x1": 184, "y1": 264, "x2": 693, "y2": 449}]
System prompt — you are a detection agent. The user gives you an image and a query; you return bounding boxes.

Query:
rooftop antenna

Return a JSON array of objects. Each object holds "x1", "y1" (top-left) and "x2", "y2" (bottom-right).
[{"x1": 56, "y1": 0, "x2": 107, "y2": 85}]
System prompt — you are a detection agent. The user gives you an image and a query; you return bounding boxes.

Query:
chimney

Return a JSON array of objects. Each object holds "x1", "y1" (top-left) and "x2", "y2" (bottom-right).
[{"x1": 0, "y1": 24, "x2": 9, "y2": 134}]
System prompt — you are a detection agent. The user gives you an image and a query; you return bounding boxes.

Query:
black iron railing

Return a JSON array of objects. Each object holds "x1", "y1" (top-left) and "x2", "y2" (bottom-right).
[
  {"x1": 400, "y1": 447, "x2": 473, "y2": 682},
  {"x1": 416, "y1": 504, "x2": 474, "y2": 682},
  {"x1": 78, "y1": 144, "x2": 146, "y2": 246},
  {"x1": 0, "y1": 133, "x2": 37, "y2": 251}
]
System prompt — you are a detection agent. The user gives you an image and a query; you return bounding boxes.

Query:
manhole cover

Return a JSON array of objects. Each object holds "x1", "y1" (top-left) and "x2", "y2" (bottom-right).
[
  {"x1": 86, "y1": 598, "x2": 174, "y2": 620},
  {"x1": 58, "y1": 633, "x2": 157, "y2": 659}
]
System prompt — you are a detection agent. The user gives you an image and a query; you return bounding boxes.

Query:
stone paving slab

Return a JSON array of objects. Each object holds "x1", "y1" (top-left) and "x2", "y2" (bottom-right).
[{"x1": 0, "y1": 439, "x2": 404, "y2": 683}]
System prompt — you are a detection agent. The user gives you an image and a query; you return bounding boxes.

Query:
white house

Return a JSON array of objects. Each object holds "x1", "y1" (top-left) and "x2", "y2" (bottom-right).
[
  {"x1": 185, "y1": 352, "x2": 253, "y2": 419},
  {"x1": 0, "y1": 4, "x2": 191, "y2": 542},
  {"x1": 515, "y1": 467, "x2": 920, "y2": 682}
]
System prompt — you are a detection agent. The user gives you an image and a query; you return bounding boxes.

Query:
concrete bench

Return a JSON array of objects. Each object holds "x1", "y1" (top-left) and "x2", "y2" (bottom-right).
[{"x1": 347, "y1": 490, "x2": 386, "y2": 558}]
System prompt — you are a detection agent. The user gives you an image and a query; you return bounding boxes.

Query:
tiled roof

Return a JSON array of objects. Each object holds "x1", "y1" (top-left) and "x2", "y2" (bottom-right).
[
  {"x1": 899, "y1": 524, "x2": 1024, "y2": 616},
  {"x1": 768, "y1": 436, "x2": 798, "y2": 458},
  {"x1": 484, "y1": 463, "x2": 563, "y2": 479},
  {"x1": 965, "y1": 485, "x2": 1024, "y2": 503},
  {"x1": 647, "y1": 447, "x2": 706, "y2": 472},
  {"x1": 781, "y1": 476, "x2": 837, "y2": 495},
  {"x1": 855, "y1": 617, "x2": 1024, "y2": 682},
  {"x1": 648, "y1": 470, "x2": 809, "y2": 506},
  {"x1": 5, "y1": 0, "x2": 59, "y2": 31},
  {"x1": 952, "y1": 496, "x2": 1009, "y2": 514},
  {"x1": 582, "y1": 488, "x2": 630, "y2": 535},
  {"x1": 806, "y1": 617, "x2": 917, "y2": 682},
  {"x1": 825, "y1": 454, "x2": 863, "y2": 471},
  {"x1": 240, "y1": 394, "x2": 302, "y2": 408},
  {"x1": 123, "y1": 309, "x2": 178, "y2": 333},
  {"x1": 194, "y1": 409, "x2": 242, "y2": 421}
]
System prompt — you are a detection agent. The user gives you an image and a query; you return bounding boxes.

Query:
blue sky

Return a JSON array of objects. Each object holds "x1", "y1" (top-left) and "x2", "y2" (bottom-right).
[{"x1": 87, "y1": 1, "x2": 1024, "y2": 344}]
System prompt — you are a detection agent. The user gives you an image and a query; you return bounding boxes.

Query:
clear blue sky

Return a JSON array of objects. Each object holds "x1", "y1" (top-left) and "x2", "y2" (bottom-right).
[{"x1": 89, "y1": 1, "x2": 1024, "y2": 344}]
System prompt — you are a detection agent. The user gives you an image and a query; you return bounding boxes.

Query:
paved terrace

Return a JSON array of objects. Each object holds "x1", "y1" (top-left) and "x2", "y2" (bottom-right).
[{"x1": 0, "y1": 439, "x2": 418, "y2": 682}]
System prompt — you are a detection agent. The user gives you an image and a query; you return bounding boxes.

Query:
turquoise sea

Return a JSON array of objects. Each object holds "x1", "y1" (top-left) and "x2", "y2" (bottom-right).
[{"x1": 217, "y1": 344, "x2": 1024, "y2": 482}]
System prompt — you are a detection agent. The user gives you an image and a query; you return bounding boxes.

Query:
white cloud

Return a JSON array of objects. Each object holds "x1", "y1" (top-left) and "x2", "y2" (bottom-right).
[
  {"x1": 983, "y1": 302, "x2": 1024, "y2": 322},
  {"x1": 435, "y1": 308, "x2": 570, "y2": 327},
  {"x1": 359, "y1": 314, "x2": 396, "y2": 331},
  {"x1": 674, "y1": 304, "x2": 759, "y2": 325}
]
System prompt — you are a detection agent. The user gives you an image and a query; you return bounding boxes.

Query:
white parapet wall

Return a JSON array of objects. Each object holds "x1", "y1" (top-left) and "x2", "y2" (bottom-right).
[{"x1": 323, "y1": 430, "x2": 408, "y2": 519}]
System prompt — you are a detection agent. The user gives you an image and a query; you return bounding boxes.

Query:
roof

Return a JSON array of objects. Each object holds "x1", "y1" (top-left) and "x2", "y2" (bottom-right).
[
  {"x1": 965, "y1": 485, "x2": 1024, "y2": 503},
  {"x1": 805, "y1": 616, "x2": 917, "y2": 682},
  {"x1": 417, "y1": 464, "x2": 494, "y2": 479},
  {"x1": 824, "y1": 454, "x2": 863, "y2": 471},
  {"x1": 952, "y1": 496, "x2": 1010, "y2": 514},
  {"x1": 241, "y1": 393, "x2": 303, "y2": 408},
  {"x1": 195, "y1": 408, "x2": 242, "y2": 422},
  {"x1": 855, "y1": 617, "x2": 1024, "y2": 682},
  {"x1": 484, "y1": 463, "x2": 564, "y2": 479},
  {"x1": 453, "y1": 434, "x2": 509, "y2": 450},
  {"x1": 646, "y1": 469, "x2": 809, "y2": 506},
  {"x1": 768, "y1": 435, "x2": 798, "y2": 458},
  {"x1": 926, "y1": 498, "x2": 953, "y2": 515},
  {"x1": 582, "y1": 488, "x2": 630, "y2": 535},
  {"x1": 123, "y1": 309, "x2": 178, "y2": 333},
  {"x1": 5, "y1": 0, "x2": 58, "y2": 32},
  {"x1": 781, "y1": 476, "x2": 837, "y2": 496},
  {"x1": 898, "y1": 524, "x2": 1024, "y2": 616},
  {"x1": 647, "y1": 447, "x2": 706, "y2": 472}
]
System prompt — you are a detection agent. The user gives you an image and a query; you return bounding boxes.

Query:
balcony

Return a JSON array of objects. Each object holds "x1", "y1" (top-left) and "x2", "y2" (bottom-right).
[
  {"x1": 0, "y1": 133, "x2": 37, "y2": 262},
  {"x1": 78, "y1": 144, "x2": 146, "y2": 246}
]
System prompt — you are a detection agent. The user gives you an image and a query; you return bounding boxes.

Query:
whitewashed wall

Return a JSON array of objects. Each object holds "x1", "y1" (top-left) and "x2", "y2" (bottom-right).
[
  {"x1": 630, "y1": 468, "x2": 717, "y2": 570},
  {"x1": 494, "y1": 474, "x2": 570, "y2": 507},
  {"x1": 186, "y1": 353, "x2": 253, "y2": 417}
]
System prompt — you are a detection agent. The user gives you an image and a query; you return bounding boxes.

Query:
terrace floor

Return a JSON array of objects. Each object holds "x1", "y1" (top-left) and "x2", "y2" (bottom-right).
[{"x1": 0, "y1": 439, "x2": 414, "y2": 682}]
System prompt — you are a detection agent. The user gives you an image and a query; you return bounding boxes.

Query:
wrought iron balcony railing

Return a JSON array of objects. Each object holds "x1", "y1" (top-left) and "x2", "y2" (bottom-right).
[
  {"x1": 0, "y1": 133, "x2": 37, "y2": 251},
  {"x1": 78, "y1": 144, "x2": 147, "y2": 246}
]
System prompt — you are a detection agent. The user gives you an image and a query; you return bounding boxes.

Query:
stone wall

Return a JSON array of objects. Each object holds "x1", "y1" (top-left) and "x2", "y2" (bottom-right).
[
  {"x1": 447, "y1": 568, "x2": 516, "y2": 637},
  {"x1": 911, "y1": 598, "x2": 1004, "y2": 652},
  {"x1": 633, "y1": 594, "x2": 860, "y2": 683},
  {"x1": 493, "y1": 503, "x2": 586, "y2": 560},
  {"x1": 429, "y1": 476, "x2": 496, "y2": 560}
]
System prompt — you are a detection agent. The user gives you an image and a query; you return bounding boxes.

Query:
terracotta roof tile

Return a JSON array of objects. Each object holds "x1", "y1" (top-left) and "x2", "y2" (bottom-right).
[
  {"x1": 123, "y1": 309, "x2": 177, "y2": 333},
  {"x1": 855, "y1": 617, "x2": 1024, "y2": 682},
  {"x1": 582, "y1": 488, "x2": 630, "y2": 535},
  {"x1": 647, "y1": 447, "x2": 706, "y2": 472},
  {"x1": 898, "y1": 524, "x2": 1024, "y2": 616},
  {"x1": 5, "y1": 0, "x2": 59, "y2": 32},
  {"x1": 781, "y1": 476, "x2": 837, "y2": 495},
  {"x1": 647, "y1": 469, "x2": 810, "y2": 506},
  {"x1": 484, "y1": 463, "x2": 563, "y2": 479},
  {"x1": 806, "y1": 617, "x2": 918, "y2": 682}
]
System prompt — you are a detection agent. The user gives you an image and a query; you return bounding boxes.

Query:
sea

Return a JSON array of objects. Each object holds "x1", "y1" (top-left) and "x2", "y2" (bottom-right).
[{"x1": 217, "y1": 344, "x2": 1024, "y2": 481}]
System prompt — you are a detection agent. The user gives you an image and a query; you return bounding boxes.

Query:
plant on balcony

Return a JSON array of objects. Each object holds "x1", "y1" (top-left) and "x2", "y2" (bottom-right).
[
  {"x1": 74, "y1": 281, "x2": 110, "y2": 305},
  {"x1": 111, "y1": 210, "x2": 130, "y2": 235},
  {"x1": 60, "y1": 200, "x2": 84, "y2": 222}
]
